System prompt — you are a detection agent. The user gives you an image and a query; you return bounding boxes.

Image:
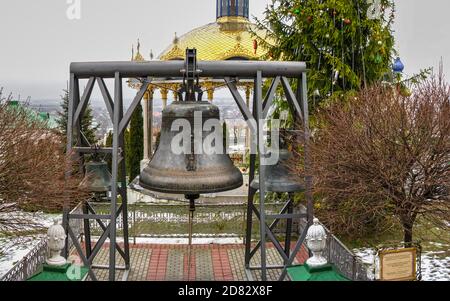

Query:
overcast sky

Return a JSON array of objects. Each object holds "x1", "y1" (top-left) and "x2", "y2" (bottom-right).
[{"x1": 0, "y1": 0, "x2": 449, "y2": 101}]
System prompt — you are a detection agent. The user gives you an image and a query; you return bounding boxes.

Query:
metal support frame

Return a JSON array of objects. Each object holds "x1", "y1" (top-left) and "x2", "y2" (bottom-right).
[
  {"x1": 66, "y1": 58, "x2": 310, "y2": 281},
  {"x1": 234, "y1": 74, "x2": 312, "y2": 281},
  {"x1": 65, "y1": 74, "x2": 149, "y2": 281}
]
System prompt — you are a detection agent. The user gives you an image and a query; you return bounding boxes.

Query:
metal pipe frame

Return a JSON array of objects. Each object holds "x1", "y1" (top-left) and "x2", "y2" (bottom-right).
[
  {"x1": 237, "y1": 74, "x2": 312, "y2": 281},
  {"x1": 65, "y1": 59, "x2": 311, "y2": 282},
  {"x1": 70, "y1": 61, "x2": 306, "y2": 79},
  {"x1": 65, "y1": 73, "x2": 150, "y2": 281}
]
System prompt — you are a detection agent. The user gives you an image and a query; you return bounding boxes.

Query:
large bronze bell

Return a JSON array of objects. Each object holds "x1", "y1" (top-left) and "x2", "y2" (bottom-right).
[
  {"x1": 139, "y1": 101, "x2": 243, "y2": 195},
  {"x1": 251, "y1": 148, "x2": 304, "y2": 193},
  {"x1": 79, "y1": 161, "x2": 112, "y2": 193}
]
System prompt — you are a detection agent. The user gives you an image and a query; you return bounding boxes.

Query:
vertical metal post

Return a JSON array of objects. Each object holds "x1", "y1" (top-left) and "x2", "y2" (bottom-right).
[
  {"x1": 244, "y1": 85, "x2": 258, "y2": 269},
  {"x1": 109, "y1": 72, "x2": 122, "y2": 281},
  {"x1": 66, "y1": 73, "x2": 77, "y2": 155},
  {"x1": 62, "y1": 208, "x2": 69, "y2": 259},
  {"x1": 63, "y1": 74, "x2": 79, "y2": 258},
  {"x1": 148, "y1": 90, "x2": 154, "y2": 156},
  {"x1": 119, "y1": 92, "x2": 131, "y2": 269},
  {"x1": 83, "y1": 202, "x2": 92, "y2": 258},
  {"x1": 244, "y1": 157, "x2": 256, "y2": 268},
  {"x1": 255, "y1": 70, "x2": 267, "y2": 281},
  {"x1": 284, "y1": 193, "x2": 294, "y2": 260},
  {"x1": 133, "y1": 204, "x2": 137, "y2": 245},
  {"x1": 300, "y1": 72, "x2": 313, "y2": 226}
]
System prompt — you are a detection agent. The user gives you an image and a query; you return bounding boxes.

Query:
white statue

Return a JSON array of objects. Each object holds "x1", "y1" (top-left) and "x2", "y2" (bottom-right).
[
  {"x1": 46, "y1": 218, "x2": 67, "y2": 266},
  {"x1": 306, "y1": 218, "x2": 328, "y2": 268}
]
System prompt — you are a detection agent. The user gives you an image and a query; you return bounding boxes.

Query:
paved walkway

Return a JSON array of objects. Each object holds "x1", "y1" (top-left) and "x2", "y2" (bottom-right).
[{"x1": 86, "y1": 243, "x2": 309, "y2": 281}]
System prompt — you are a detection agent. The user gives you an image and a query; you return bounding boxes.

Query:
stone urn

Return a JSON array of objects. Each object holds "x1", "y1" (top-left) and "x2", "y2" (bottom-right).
[
  {"x1": 46, "y1": 219, "x2": 67, "y2": 266},
  {"x1": 306, "y1": 218, "x2": 328, "y2": 268}
]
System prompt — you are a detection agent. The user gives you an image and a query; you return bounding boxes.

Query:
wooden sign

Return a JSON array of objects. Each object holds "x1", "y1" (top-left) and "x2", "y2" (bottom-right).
[{"x1": 379, "y1": 248, "x2": 417, "y2": 281}]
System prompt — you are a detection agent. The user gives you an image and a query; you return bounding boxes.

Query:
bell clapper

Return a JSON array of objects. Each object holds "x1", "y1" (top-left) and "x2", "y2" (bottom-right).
[{"x1": 186, "y1": 194, "x2": 199, "y2": 281}]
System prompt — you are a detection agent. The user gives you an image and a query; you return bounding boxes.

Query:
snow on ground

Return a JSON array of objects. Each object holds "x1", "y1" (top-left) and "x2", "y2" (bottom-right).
[
  {"x1": 0, "y1": 212, "x2": 60, "y2": 278},
  {"x1": 421, "y1": 251, "x2": 450, "y2": 281},
  {"x1": 354, "y1": 247, "x2": 450, "y2": 281},
  {"x1": 0, "y1": 237, "x2": 43, "y2": 278}
]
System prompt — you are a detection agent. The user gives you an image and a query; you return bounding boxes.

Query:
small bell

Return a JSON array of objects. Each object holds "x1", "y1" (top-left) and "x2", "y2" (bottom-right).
[
  {"x1": 79, "y1": 161, "x2": 112, "y2": 193},
  {"x1": 251, "y1": 148, "x2": 304, "y2": 193}
]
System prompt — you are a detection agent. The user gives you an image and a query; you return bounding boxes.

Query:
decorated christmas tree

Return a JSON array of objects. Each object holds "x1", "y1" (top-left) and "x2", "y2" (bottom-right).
[{"x1": 254, "y1": 0, "x2": 397, "y2": 110}]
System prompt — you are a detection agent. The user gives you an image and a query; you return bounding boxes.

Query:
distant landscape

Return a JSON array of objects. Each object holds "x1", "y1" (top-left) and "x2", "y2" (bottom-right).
[{"x1": 26, "y1": 96, "x2": 248, "y2": 142}]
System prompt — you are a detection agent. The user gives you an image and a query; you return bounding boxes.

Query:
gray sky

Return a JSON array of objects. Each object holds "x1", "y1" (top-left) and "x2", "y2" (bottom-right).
[{"x1": 0, "y1": 0, "x2": 449, "y2": 101}]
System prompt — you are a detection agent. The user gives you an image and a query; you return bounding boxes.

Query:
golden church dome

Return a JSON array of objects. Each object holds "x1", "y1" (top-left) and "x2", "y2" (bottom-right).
[
  {"x1": 159, "y1": 16, "x2": 269, "y2": 61},
  {"x1": 131, "y1": 0, "x2": 269, "y2": 102}
]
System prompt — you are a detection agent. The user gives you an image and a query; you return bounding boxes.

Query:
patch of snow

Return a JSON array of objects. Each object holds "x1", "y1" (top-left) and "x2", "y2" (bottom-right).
[
  {"x1": 0, "y1": 212, "x2": 60, "y2": 278},
  {"x1": 353, "y1": 247, "x2": 450, "y2": 281},
  {"x1": 421, "y1": 252, "x2": 450, "y2": 281},
  {"x1": 0, "y1": 236, "x2": 43, "y2": 278}
]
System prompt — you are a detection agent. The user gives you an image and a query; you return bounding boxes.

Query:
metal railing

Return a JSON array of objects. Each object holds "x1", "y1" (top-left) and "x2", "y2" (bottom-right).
[
  {"x1": 297, "y1": 207, "x2": 370, "y2": 281},
  {"x1": 1, "y1": 202, "x2": 370, "y2": 281},
  {"x1": 0, "y1": 239, "x2": 48, "y2": 281},
  {"x1": 0, "y1": 203, "x2": 84, "y2": 281},
  {"x1": 87, "y1": 202, "x2": 288, "y2": 239},
  {"x1": 324, "y1": 229, "x2": 370, "y2": 281}
]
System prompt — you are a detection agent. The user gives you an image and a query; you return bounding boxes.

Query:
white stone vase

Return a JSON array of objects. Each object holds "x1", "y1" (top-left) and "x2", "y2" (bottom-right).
[
  {"x1": 306, "y1": 218, "x2": 328, "y2": 268},
  {"x1": 46, "y1": 219, "x2": 67, "y2": 266}
]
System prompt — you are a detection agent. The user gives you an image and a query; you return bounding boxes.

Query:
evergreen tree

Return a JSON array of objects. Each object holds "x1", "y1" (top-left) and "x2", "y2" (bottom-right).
[
  {"x1": 254, "y1": 0, "x2": 396, "y2": 110},
  {"x1": 57, "y1": 89, "x2": 99, "y2": 144},
  {"x1": 105, "y1": 130, "x2": 113, "y2": 171},
  {"x1": 105, "y1": 129, "x2": 130, "y2": 180},
  {"x1": 126, "y1": 103, "x2": 143, "y2": 181}
]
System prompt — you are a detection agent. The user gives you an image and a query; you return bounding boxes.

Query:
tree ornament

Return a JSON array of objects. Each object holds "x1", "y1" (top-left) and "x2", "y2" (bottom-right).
[
  {"x1": 399, "y1": 85, "x2": 412, "y2": 97},
  {"x1": 374, "y1": 54, "x2": 382, "y2": 64},
  {"x1": 377, "y1": 40, "x2": 383, "y2": 46},
  {"x1": 344, "y1": 18, "x2": 351, "y2": 25},
  {"x1": 307, "y1": 16, "x2": 313, "y2": 23},
  {"x1": 392, "y1": 57, "x2": 405, "y2": 73}
]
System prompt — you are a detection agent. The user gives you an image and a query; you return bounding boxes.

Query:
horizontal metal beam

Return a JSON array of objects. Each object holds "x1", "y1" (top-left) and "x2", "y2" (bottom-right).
[
  {"x1": 248, "y1": 265, "x2": 286, "y2": 270},
  {"x1": 70, "y1": 60, "x2": 307, "y2": 79},
  {"x1": 266, "y1": 213, "x2": 307, "y2": 219},
  {"x1": 91, "y1": 264, "x2": 128, "y2": 270},
  {"x1": 68, "y1": 214, "x2": 111, "y2": 220},
  {"x1": 73, "y1": 147, "x2": 117, "y2": 154}
]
